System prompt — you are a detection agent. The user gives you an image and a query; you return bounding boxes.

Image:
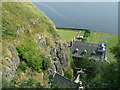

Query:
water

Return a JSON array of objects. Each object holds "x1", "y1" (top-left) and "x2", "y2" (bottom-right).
[{"x1": 34, "y1": 2, "x2": 118, "y2": 34}]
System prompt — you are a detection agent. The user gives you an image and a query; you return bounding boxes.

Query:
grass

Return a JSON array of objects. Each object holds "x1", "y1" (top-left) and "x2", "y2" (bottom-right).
[
  {"x1": 80, "y1": 31, "x2": 85, "y2": 36},
  {"x1": 58, "y1": 29, "x2": 79, "y2": 42},
  {"x1": 58, "y1": 29, "x2": 85, "y2": 42},
  {"x1": 2, "y1": 2, "x2": 57, "y2": 40}
]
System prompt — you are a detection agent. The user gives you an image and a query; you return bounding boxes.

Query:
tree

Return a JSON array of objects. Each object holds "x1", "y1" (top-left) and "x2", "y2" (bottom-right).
[
  {"x1": 101, "y1": 62, "x2": 118, "y2": 88},
  {"x1": 110, "y1": 43, "x2": 120, "y2": 88},
  {"x1": 79, "y1": 43, "x2": 120, "y2": 88},
  {"x1": 69, "y1": 52, "x2": 76, "y2": 71},
  {"x1": 78, "y1": 54, "x2": 98, "y2": 79},
  {"x1": 79, "y1": 54, "x2": 108, "y2": 88},
  {"x1": 110, "y1": 43, "x2": 120, "y2": 59}
]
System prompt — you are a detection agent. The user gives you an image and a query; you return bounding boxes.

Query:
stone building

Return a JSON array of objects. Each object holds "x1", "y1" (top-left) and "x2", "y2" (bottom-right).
[{"x1": 70, "y1": 41, "x2": 107, "y2": 67}]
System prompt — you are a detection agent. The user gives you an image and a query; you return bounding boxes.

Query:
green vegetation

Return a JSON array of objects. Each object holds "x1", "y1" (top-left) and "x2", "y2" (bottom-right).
[
  {"x1": 110, "y1": 43, "x2": 120, "y2": 87},
  {"x1": 78, "y1": 54, "x2": 101, "y2": 79},
  {"x1": 16, "y1": 38, "x2": 51, "y2": 72},
  {"x1": 2, "y1": 77, "x2": 44, "y2": 88},
  {"x1": 46, "y1": 38, "x2": 50, "y2": 46},
  {"x1": 110, "y1": 43, "x2": 120, "y2": 59},
  {"x1": 79, "y1": 43, "x2": 120, "y2": 88},
  {"x1": 58, "y1": 29, "x2": 79, "y2": 42},
  {"x1": 17, "y1": 61, "x2": 27, "y2": 72},
  {"x1": 64, "y1": 70, "x2": 73, "y2": 80},
  {"x1": 80, "y1": 31, "x2": 85, "y2": 36},
  {"x1": 58, "y1": 29, "x2": 88, "y2": 42},
  {"x1": 16, "y1": 38, "x2": 42, "y2": 72},
  {"x1": 69, "y1": 52, "x2": 76, "y2": 70},
  {"x1": 78, "y1": 54, "x2": 118, "y2": 88},
  {"x1": 2, "y1": 2, "x2": 58, "y2": 40},
  {"x1": 82, "y1": 30, "x2": 90, "y2": 42},
  {"x1": 100, "y1": 62, "x2": 118, "y2": 88},
  {"x1": 69, "y1": 52, "x2": 77, "y2": 75},
  {"x1": 42, "y1": 58, "x2": 51, "y2": 70}
]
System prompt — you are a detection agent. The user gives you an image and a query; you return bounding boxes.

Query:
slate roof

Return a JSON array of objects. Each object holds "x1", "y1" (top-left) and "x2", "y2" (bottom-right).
[
  {"x1": 70, "y1": 41, "x2": 102, "y2": 60},
  {"x1": 54, "y1": 73, "x2": 78, "y2": 88}
]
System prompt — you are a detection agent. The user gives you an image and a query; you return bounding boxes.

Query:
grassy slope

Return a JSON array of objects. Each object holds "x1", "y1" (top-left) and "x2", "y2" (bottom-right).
[
  {"x1": 2, "y1": 2, "x2": 61, "y2": 87},
  {"x1": 2, "y1": 2, "x2": 59, "y2": 39},
  {"x1": 2, "y1": 2, "x2": 59, "y2": 59}
]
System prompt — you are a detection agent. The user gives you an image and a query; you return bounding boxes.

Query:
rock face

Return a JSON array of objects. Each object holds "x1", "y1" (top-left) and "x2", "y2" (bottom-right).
[
  {"x1": 2, "y1": 45, "x2": 20, "y2": 82},
  {"x1": 36, "y1": 35, "x2": 47, "y2": 48},
  {"x1": 38, "y1": 39, "x2": 47, "y2": 48},
  {"x1": 49, "y1": 42, "x2": 70, "y2": 75}
]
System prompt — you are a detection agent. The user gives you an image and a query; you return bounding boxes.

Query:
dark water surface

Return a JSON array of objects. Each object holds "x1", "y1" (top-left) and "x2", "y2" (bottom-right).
[{"x1": 34, "y1": 2, "x2": 118, "y2": 34}]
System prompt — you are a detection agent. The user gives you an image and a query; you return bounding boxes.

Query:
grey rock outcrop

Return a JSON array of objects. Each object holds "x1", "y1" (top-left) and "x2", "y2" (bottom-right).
[
  {"x1": 36, "y1": 35, "x2": 47, "y2": 48},
  {"x1": 37, "y1": 38, "x2": 47, "y2": 48},
  {"x1": 49, "y1": 42, "x2": 70, "y2": 75},
  {"x1": 31, "y1": 19, "x2": 40, "y2": 24},
  {"x1": 38, "y1": 39, "x2": 47, "y2": 47},
  {"x1": 17, "y1": 27, "x2": 25, "y2": 36},
  {"x1": 27, "y1": 18, "x2": 40, "y2": 24},
  {"x1": 54, "y1": 61, "x2": 63, "y2": 75},
  {"x1": 2, "y1": 45, "x2": 20, "y2": 82}
]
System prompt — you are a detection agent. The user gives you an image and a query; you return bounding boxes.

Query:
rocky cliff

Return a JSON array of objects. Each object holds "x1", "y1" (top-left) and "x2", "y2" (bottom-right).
[
  {"x1": 2, "y1": 45, "x2": 20, "y2": 82},
  {"x1": 2, "y1": 2, "x2": 70, "y2": 84},
  {"x1": 49, "y1": 42, "x2": 69, "y2": 75}
]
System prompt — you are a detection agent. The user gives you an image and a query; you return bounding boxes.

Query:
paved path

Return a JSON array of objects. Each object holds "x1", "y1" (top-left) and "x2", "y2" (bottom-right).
[
  {"x1": 74, "y1": 74, "x2": 80, "y2": 83},
  {"x1": 107, "y1": 52, "x2": 114, "y2": 57},
  {"x1": 77, "y1": 31, "x2": 81, "y2": 38}
]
